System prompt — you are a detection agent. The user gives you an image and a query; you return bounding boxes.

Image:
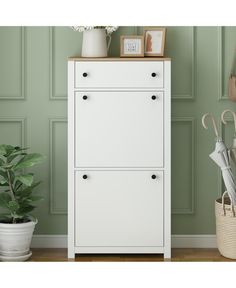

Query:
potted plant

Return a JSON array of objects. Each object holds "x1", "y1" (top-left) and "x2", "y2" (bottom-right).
[{"x1": 0, "y1": 144, "x2": 45, "y2": 261}]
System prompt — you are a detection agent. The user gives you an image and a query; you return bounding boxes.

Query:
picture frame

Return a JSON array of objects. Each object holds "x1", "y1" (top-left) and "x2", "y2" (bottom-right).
[
  {"x1": 144, "y1": 27, "x2": 166, "y2": 56},
  {"x1": 120, "y1": 35, "x2": 144, "y2": 57}
]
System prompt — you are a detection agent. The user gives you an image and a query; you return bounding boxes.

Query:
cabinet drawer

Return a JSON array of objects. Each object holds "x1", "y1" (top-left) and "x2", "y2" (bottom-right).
[
  {"x1": 75, "y1": 170, "x2": 164, "y2": 247},
  {"x1": 75, "y1": 91, "x2": 164, "y2": 168},
  {"x1": 75, "y1": 61, "x2": 164, "y2": 88}
]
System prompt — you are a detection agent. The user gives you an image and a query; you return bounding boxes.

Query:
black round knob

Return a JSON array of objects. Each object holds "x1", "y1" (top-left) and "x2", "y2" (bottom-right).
[
  {"x1": 151, "y1": 72, "x2": 157, "y2": 77},
  {"x1": 151, "y1": 95, "x2": 156, "y2": 100},
  {"x1": 83, "y1": 95, "x2": 88, "y2": 100},
  {"x1": 151, "y1": 174, "x2": 157, "y2": 179},
  {"x1": 82, "y1": 174, "x2": 88, "y2": 179},
  {"x1": 83, "y1": 72, "x2": 88, "y2": 77}
]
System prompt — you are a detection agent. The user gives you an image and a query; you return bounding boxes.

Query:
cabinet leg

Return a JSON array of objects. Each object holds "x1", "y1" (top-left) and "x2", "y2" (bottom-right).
[
  {"x1": 164, "y1": 249, "x2": 171, "y2": 260},
  {"x1": 68, "y1": 248, "x2": 75, "y2": 260}
]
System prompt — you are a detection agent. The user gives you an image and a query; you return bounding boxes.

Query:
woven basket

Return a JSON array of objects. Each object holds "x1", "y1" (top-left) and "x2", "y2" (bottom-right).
[{"x1": 215, "y1": 191, "x2": 236, "y2": 259}]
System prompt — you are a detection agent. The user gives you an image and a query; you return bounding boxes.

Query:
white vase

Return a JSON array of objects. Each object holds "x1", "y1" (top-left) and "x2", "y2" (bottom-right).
[
  {"x1": 81, "y1": 28, "x2": 111, "y2": 58},
  {"x1": 0, "y1": 220, "x2": 37, "y2": 261}
]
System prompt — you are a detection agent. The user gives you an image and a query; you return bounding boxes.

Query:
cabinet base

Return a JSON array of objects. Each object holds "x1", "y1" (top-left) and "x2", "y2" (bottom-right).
[{"x1": 69, "y1": 246, "x2": 171, "y2": 258}]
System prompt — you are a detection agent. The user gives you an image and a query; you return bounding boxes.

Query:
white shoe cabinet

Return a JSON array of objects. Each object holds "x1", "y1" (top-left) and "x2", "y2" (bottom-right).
[{"x1": 68, "y1": 58, "x2": 171, "y2": 258}]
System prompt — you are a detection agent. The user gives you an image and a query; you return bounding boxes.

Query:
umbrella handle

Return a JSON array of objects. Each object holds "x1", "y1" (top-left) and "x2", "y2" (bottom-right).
[
  {"x1": 202, "y1": 113, "x2": 219, "y2": 138},
  {"x1": 222, "y1": 191, "x2": 235, "y2": 217},
  {"x1": 221, "y1": 109, "x2": 236, "y2": 135}
]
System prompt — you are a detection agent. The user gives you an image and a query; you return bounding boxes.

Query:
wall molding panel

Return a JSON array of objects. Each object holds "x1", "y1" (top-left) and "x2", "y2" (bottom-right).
[
  {"x1": 49, "y1": 27, "x2": 67, "y2": 100},
  {"x1": 172, "y1": 27, "x2": 196, "y2": 101},
  {"x1": 0, "y1": 27, "x2": 26, "y2": 100},
  {"x1": 218, "y1": 27, "x2": 224, "y2": 101},
  {"x1": 171, "y1": 117, "x2": 195, "y2": 214},
  {"x1": 21, "y1": 28, "x2": 26, "y2": 100},
  {"x1": 218, "y1": 26, "x2": 229, "y2": 101},
  {"x1": 49, "y1": 118, "x2": 68, "y2": 214},
  {"x1": 218, "y1": 27, "x2": 236, "y2": 101},
  {"x1": 0, "y1": 117, "x2": 26, "y2": 147}
]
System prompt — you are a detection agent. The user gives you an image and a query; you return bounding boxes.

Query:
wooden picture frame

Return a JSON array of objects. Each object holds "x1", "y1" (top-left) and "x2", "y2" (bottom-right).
[
  {"x1": 120, "y1": 35, "x2": 144, "y2": 57},
  {"x1": 144, "y1": 27, "x2": 166, "y2": 56}
]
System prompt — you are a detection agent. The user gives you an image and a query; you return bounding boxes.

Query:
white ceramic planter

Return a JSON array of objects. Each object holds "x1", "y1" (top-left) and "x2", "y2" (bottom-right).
[
  {"x1": 81, "y1": 28, "x2": 111, "y2": 58},
  {"x1": 0, "y1": 220, "x2": 37, "y2": 261}
]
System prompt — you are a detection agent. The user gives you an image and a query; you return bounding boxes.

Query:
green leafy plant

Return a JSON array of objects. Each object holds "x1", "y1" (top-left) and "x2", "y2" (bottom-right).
[{"x1": 0, "y1": 144, "x2": 45, "y2": 224}]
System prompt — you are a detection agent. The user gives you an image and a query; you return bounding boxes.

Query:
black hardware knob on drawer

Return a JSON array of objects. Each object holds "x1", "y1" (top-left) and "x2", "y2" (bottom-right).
[
  {"x1": 151, "y1": 72, "x2": 157, "y2": 77},
  {"x1": 82, "y1": 174, "x2": 88, "y2": 179},
  {"x1": 151, "y1": 95, "x2": 157, "y2": 100},
  {"x1": 82, "y1": 72, "x2": 88, "y2": 77},
  {"x1": 151, "y1": 174, "x2": 157, "y2": 179},
  {"x1": 82, "y1": 95, "x2": 88, "y2": 100}
]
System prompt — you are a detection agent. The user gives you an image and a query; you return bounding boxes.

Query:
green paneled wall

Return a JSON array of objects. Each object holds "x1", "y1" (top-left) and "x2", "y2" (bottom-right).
[{"x1": 0, "y1": 26, "x2": 236, "y2": 235}]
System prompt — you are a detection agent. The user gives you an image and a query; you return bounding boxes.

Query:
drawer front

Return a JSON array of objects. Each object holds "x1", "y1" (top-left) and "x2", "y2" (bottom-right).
[
  {"x1": 75, "y1": 170, "x2": 164, "y2": 247},
  {"x1": 75, "y1": 61, "x2": 164, "y2": 88},
  {"x1": 75, "y1": 91, "x2": 164, "y2": 168}
]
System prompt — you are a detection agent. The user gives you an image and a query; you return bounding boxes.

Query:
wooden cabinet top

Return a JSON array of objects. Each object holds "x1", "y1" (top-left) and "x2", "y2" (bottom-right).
[{"x1": 68, "y1": 57, "x2": 171, "y2": 61}]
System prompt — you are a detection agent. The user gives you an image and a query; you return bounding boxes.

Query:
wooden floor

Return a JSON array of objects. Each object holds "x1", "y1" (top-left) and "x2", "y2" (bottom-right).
[{"x1": 29, "y1": 248, "x2": 236, "y2": 262}]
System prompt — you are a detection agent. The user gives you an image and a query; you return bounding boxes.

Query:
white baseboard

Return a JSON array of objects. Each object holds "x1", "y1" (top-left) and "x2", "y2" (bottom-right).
[
  {"x1": 31, "y1": 235, "x2": 217, "y2": 249},
  {"x1": 31, "y1": 235, "x2": 67, "y2": 248},
  {"x1": 171, "y1": 235, "x2": 217, "y2": 248}
]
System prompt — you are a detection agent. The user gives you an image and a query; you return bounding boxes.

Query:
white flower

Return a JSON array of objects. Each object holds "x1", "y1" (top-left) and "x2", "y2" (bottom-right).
[
  {"x1": 84, "y1": 26, "x2": 95, "y2": 31},
  {"x1": 71, "y1": 26, "x2": 85, "y2": 32},
  {"x1": 105, "y1": 26, "x2": 119, "y2": 34},
  {"x1": 71, "y1": 26, "x2": 118, "y2": 34}
]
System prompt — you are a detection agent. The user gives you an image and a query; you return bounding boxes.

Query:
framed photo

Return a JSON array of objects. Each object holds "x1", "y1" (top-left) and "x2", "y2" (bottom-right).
[
  {"x1": 144, "y1": 28, "x2": 166, "y2": 56},
  {"x1": 120, "y1": 35, "x2": 144, "y2": 57}
]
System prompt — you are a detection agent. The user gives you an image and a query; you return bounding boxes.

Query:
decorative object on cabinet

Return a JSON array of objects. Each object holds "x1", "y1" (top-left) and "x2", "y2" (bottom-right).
[
  {"x1": 71, "y1": 26, "x2": 118, "y2": 58},
  {"x1": 120, "y1": 35, "x2": 144, "y2": 57},
  {"x1": 228, "y1": 49, "x2": 236, "y2": 101},
  {"x1": 0, "y1": 145, "x2": 45, "y2": 261},
  {"x1": 68, "y1": 57, "x2": 171, "y2": 259},
  {"x1": 144, "y1": 27, "x2": 166, "y2": 57}
]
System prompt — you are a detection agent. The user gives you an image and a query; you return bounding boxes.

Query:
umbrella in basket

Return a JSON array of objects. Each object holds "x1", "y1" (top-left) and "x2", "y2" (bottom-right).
[
  {"x1": 202, "y1": 113, "x2": 236, "y2": 205},
  {"x1": 221, "y1": 109, "x2": 236, "y2": 165}
]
